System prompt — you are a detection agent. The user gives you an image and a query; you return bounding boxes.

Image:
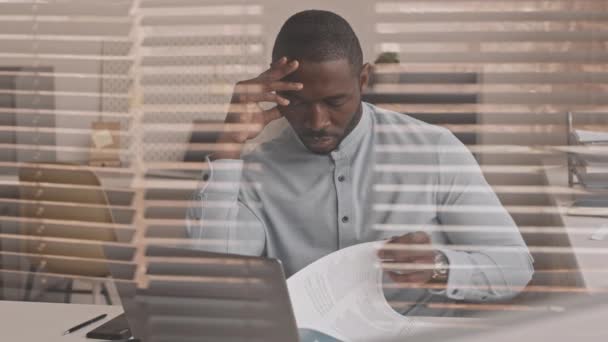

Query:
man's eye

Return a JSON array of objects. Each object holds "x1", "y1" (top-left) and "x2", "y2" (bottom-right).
[{"x1": 326, "y1": 100, "x2": 345, "y2": 107}]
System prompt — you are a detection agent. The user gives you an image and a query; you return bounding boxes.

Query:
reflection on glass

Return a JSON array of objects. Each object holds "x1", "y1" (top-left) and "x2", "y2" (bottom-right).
[{"x1": 0, "y1": 1, "x2": 607, "y2": 341}]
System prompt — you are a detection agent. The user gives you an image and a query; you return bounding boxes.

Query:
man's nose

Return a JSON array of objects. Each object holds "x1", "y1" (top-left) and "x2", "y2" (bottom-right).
[{"x1": 307, "y1": 103, "x2": 331, "y2": 130}]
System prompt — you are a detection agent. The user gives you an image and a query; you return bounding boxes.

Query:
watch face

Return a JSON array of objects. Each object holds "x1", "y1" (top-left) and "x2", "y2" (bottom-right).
[{"x1": 433, "y1": 252, "x2": 449, "y2": 280}]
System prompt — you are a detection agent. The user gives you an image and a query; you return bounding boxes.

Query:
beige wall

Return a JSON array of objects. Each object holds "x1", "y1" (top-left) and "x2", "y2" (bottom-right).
[{"x1": 3, "y1": 1, "x2": 605, "y2": 168}]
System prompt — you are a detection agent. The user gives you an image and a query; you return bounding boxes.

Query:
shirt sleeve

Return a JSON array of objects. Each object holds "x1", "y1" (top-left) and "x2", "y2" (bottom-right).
[
  {"x1": 186, "y1": 155, "x2": 266, "y2": 256},
  {"x1": 435, "y1": 130, "x2": 534, "y2": 302}
]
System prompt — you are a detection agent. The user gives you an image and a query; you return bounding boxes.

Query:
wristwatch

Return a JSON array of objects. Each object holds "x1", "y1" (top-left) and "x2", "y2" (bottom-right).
[{"x1": 431, "y1": 251, "x2": 449, "y2": 282}]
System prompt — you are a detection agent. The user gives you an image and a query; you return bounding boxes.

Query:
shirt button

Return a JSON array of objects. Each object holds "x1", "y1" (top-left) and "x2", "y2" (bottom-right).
[
  {"x1": 341, "y1": 216, "x2": 349, "y2": 223},
  {"x1": 337, "y1": 175, "x2": 345, "y2": 182}
]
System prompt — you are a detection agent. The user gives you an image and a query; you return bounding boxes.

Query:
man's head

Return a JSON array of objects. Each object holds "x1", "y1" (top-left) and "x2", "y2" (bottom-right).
[{"x1": 272, "y1": 10, "x2": 370, "y2": 154}]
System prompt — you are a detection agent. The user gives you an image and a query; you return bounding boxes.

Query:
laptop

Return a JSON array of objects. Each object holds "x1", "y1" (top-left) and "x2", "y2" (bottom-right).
[{"x1": 107, "y1": 245, "x2": 301, "y2": 342}]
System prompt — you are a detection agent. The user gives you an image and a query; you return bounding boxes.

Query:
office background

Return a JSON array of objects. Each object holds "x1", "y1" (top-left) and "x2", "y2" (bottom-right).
[{"x1": 0, "y1": 0, "x2": 606, "y2": 320}]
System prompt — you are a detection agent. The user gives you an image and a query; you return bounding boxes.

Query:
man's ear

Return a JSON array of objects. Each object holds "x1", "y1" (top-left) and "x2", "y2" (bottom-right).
[{"x1": 359, "y1": 63, "x2": 372, "y2": 91}]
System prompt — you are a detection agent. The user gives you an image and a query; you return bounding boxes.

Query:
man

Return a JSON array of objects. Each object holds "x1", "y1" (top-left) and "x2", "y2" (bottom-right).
[{"x1": 187, "y1": 10, "x2": 533, "y2": 315}]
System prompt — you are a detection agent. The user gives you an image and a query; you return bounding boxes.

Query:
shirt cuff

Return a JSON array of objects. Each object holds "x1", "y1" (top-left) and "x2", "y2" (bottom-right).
[{"x1": 437, "y1": 248, "x2": 475, "y2": 300}]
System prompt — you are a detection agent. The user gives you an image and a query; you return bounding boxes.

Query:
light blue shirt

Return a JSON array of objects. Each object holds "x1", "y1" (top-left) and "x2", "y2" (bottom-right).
[{"x1": 187, "y1": 102, "x2": 533, "y2": 309}]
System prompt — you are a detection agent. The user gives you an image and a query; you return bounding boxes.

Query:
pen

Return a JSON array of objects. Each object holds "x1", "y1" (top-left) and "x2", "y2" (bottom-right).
[{"x1": 62, "y1": 313, "x2": 108, "y2": 335}]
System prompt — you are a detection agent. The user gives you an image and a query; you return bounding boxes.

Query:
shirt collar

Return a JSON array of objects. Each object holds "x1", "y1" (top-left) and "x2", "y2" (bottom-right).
[
  {"x1": 283, "y1": 101, "x2": 371, "y2": 159},
  {"x1": 334, "y1": 102, "x2": 371, "y2": 157}
]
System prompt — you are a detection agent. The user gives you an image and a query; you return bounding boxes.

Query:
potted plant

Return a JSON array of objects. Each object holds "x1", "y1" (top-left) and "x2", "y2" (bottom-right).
[{"x1": 370, "y1": 52, "x2": 400, "y2": 88}]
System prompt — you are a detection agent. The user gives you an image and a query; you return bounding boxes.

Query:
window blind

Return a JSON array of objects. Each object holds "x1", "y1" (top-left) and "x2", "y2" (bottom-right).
[
  {"x1": 0, "y1": 0, "x2": 606, "y2": 332},
  {"x1": 0, "y1": 0, "x2": 136, "y2": 302},
  {"x1": 369, "y1": 0, "x2": 608, "y2": 311}
]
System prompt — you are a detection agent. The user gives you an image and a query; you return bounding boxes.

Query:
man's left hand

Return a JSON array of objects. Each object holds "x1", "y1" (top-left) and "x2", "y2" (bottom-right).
[{"x1": 377, "y1": 231, "x2": 438, "y2": 284}]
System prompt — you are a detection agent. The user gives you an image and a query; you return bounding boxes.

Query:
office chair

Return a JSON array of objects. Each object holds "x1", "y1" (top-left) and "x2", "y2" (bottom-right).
[{"x1": 18, "y1": 163, "x2": 119, "y2": 304}]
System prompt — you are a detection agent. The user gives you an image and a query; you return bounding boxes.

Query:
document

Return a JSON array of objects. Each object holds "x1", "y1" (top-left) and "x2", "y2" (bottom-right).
[{"x1": 287, "y1": 242, "x2": 418, "y2": 342}]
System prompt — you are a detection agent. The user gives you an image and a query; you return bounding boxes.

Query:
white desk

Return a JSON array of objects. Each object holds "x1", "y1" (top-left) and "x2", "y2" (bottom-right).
[
  {"x1": 0, "y1": 300, "x2": 486, "y2": 341},
  {"x1": 542, "y1": 159, "x2": 608, "y2": 290},
  {"x1": 0, "y1": 300, "x2": 123, "y2": 342}
]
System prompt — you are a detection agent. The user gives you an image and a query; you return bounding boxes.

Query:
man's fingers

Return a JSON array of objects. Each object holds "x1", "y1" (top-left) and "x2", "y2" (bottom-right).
[
  {"x1": 270, "y1": 56, "x2": 287, "y2": 68},
  {"x1": 238, "y1": 92, "x2": 290, "y2": 107},
  {"x1": 234, "y1": 83, "x2": 258, "y2": 94},
  {"x1": 268, "y1": 81, "x2": 304, "y2": 92},
  {"x1": 388, "y1": 270, "x2": 433, "y2": 284},
  {"x1": 389, "y1": 253, "x2": 434, "y2": 262},
  {"x1": 262, "y1": 107, "x2": 283, "y2": 125},
  {"x1": 260, "y1": 59, "x2": 284, "y2": 78},
  {"x1": 378, "y1": 243, "x2": 433, "y2": 261},
  {"x1": 263, "y1": 58, "x2": 300, "y2": 81},
  {"x1": 234, "y1": 80, "x2": 302, "y2": 98},
  {"x1": 395, "y1": 231, "x2": 431, "y2": 244},
  {"x1": 377, "y1": 246, "x2": 397, "y2": 260},
  {"x1": 237, "y1": 57, "x2": 302, "y2": 100},
  {"x1": 380, "y1": 252, "x2": 434, "y2": 265},
  {"x1": 378, "y1": 231, "x2": 435, "y2": 285},
  {"x1": 411, "y1": 231, "x2": 430, "y2": 243},
  {"x1": 382, "y1": 262, "x2": 430, "y2": 275},
  {"x1": 378, "y1": 245, "x2": 425, "y2": 260}
]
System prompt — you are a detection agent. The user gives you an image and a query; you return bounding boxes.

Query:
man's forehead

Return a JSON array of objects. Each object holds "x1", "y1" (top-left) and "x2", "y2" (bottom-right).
[
  {"x1": 281, "y1": 59, "x2": 356, "y2": 83},
  {"x1": 280, "y1": 60, "x2": 357, "y2": 102}
]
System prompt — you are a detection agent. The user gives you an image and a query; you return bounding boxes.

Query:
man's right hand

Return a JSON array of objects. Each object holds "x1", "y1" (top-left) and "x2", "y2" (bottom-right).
[{"x1": 212, "y1": 56, "x2": 303, "y2": 160}]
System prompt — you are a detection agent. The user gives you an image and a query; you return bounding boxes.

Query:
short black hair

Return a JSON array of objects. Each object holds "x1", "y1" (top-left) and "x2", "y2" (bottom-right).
[{"x1": 272, "y1": 10, "x2": 363, "y2": 73}]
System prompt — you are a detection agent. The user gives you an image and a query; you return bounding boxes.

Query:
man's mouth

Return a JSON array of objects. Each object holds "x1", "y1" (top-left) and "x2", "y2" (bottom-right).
[{"x1": 303, "y1": 135, "x2": 335, "y2": 148}]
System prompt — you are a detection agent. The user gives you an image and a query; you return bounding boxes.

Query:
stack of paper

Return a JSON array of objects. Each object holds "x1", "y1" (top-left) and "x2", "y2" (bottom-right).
[
  {"x1": 287, "y1": 242, "x2": 421, "y2": 342},
  {"x1": 571, "y1": 129, "x2": 608, "y2": 189}
]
